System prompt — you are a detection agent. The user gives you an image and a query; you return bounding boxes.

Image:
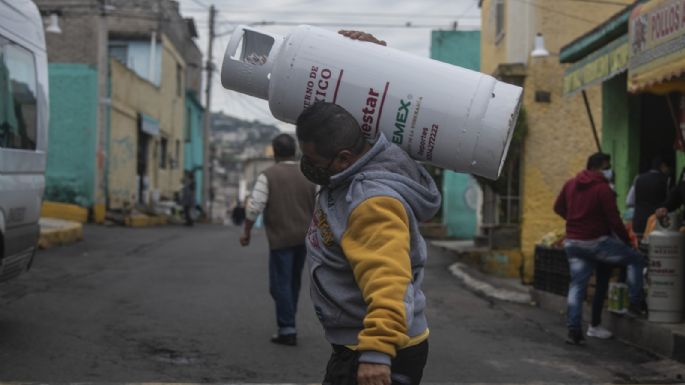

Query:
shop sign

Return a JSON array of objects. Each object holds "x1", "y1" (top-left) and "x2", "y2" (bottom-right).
[
  {"x1": 629, "y1": 0, "x2": 685, "y2": 91},
  {"x1": 563, "y1": 35, "x2": 629, "y2": 96},
  {"x1": 140, "y1": 113, "x2": 160, "y2": 136}
]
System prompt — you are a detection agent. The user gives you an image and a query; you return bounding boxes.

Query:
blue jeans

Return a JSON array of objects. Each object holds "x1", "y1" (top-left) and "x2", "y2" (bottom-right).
[
  {"x1": 269, "y1": 245, "x2": 307, "y2": 336},
  {"x1": 564, "y1": 238, "x2": 646, "y2": 331}
]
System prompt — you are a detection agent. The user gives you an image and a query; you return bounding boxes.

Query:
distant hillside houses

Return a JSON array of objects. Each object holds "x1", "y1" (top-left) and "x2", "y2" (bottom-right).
[
  {"x1": 211, "y1": 111, "x2": 280, "y2": 157},
  {"x1": 210, "y1": 112, "x2": 286, "y2": 222}
]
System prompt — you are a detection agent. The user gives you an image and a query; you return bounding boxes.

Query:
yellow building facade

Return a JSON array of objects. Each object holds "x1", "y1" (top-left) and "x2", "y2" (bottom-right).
[
  {"x1": 480, "y1": 0, "x2": 633, "y2": 281},
  {"x1": 109, "y1": 34, "x2": 186, "y2": 210}
]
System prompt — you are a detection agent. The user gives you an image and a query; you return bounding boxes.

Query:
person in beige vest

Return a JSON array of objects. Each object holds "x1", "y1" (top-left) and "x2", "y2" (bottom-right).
[{"x1": 240, "y1": 133, "x2": 317, "y2": 346}]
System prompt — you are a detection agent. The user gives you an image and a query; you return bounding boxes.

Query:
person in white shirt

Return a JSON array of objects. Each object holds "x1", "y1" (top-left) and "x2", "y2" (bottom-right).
[{"x1": 240, "y1": 134, "x2": 317, "y2": 346}]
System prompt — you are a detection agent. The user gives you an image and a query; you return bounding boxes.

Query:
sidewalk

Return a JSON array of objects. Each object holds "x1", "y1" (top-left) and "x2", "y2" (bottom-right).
[
  {"x1": 38, "y1": 217, "x2": 83, "y2": 249},
  {"x1": 432, "y1": 240, "x2": 685, "y2": 364}
]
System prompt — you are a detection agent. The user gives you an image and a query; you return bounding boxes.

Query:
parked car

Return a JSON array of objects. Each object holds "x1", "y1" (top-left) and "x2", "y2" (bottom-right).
[{"x1": 0, "y1": 0, "x2": 49, "y2": 282}]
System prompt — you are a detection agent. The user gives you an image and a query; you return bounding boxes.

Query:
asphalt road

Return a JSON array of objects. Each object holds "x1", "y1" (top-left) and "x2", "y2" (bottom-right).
[{"x1": 0, "y1": 224, "x2": 682, "y2": 384}]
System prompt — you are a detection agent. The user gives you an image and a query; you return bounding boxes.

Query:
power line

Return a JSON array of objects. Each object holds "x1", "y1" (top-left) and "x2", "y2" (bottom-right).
[
  {"x1": 510, "y1": 0, "x2": 606, "y2": 24},
  {"x1": 184, "y1": 8, "x2": 482, "y2": 19},
  {"x1": 561, "y1": 0, "x2": 631, "y2": 5},
  {"x1": 214, "y1": 20, "x2": 476, "y2": 30},
  {"x1": 456, "y1": 0, "x2": 479, "y2": 19},
  {"x1": 189, "y1": 0, "x2": 210, "y2": 9}
]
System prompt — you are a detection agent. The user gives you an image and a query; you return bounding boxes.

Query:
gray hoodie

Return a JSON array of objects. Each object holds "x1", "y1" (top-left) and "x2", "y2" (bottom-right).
[{"x1": 306, "y1": 133, "x2": 441, "y2": 365}]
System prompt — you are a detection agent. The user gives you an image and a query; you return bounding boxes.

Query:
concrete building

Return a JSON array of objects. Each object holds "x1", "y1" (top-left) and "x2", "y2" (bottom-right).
[
  {"x1": 185, "y1": 91, "x2": 204, "y2": 208},
  {"x1": 479, "y1": 0, "x2": 634, "y2": 281},
  {"x1": 430, "y1": 30, "x2": 482, "y2": 240},
  {"x1": 108, "y1": 36, "x2": 186, "y2": 209},
  {"x1": 36, "y1": 0, "x2": 203, "y2": 219}
]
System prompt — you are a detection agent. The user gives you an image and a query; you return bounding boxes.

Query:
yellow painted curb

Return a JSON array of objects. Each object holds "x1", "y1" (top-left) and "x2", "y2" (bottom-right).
[
  {"x1": 124, "y1": 214, "x2": 168, "y2": 227},
  {"x1": 38, "y1": 218, "x2": 84, "y2": 249},
  {"x1": 93, "y1": 203, "x2": 106, "y2": 224},
  {"x1": 41, "y1": 201, "x2": 88, "y2": 223}
]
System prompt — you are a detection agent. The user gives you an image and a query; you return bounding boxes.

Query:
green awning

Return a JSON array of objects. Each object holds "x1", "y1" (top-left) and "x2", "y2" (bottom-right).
[
  {"x1": 563, "y1": 35, "x2": 629, "y2": 96},
  {"x1": 560, "y1": 0, "x2": 644, "y2": 64}
]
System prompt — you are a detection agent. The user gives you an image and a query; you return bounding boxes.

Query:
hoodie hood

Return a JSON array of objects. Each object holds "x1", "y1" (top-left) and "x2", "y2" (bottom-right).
[
  {"x1": 575, "y1": 169, "x2": 608, "y2": 188},
  {"x1": 328, "y1": 134, "x2": 441, "y2": 222},
  {"x1": 306, "y1": 134, "x2": 436, "y2": 355}
]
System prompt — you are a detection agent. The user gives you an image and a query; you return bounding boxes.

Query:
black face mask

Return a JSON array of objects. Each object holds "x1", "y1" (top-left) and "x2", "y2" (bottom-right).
[{"x1": 300, "y1": 156, "x2": 336, "y2": 186}]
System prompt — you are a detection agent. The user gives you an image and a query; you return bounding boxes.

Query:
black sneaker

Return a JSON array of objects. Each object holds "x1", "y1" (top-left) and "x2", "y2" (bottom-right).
[
  {"x1": 566, "y1": 329, "x2": 585, "y2": 345},
  {"x1": 270, "y1": 334, "x2": 297, "y2": 346},
  {"x1": 626, "y1": 301, "x2": 647, "y2": 319}
]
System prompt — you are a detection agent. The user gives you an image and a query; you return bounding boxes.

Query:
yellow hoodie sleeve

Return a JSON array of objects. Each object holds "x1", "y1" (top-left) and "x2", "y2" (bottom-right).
[{"x1": 341, "y1": 196, "x2": 412, "y2": 360}]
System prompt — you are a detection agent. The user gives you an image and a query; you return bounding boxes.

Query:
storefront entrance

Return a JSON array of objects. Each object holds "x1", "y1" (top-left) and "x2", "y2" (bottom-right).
[{"x1": 638, "y1": 93, "x2": 677, "y2": 178}]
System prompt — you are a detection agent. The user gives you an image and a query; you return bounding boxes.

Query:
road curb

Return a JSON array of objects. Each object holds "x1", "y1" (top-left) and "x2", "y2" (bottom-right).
[
  {"x1": 38, "y1": 218, "x2": 83, "y2": 249},
  {"x1": 124, "y1": 214, "x2": 168, "y2": 227},
  {"x1": 449, "y1": 262, "x2": 532, "y2": 304},
  {"x1": 41, "y1": 201, "x2": 88, "y2": 223},
  {"x1": 531, "y1": 288, "x2": 685, "y2": 363}
]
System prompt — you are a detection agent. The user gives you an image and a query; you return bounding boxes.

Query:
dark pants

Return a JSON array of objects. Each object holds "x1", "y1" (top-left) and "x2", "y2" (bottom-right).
[
  {"x1": 323, "y1": 340, "x2": 429, "y2": 385},
  {"x1": 183, "y1": 205, "x2": 193, "y2": 226},
  {"x1": 269, "y1": 245, "x2": 306, "y2": 335},
  {"x1": 591, "y1": 263, "x2": 612, "y2": 327}
]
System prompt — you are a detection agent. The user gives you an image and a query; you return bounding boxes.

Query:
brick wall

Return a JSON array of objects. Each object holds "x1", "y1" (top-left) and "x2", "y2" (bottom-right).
[{"x1": 480, "y1": 0, "x2": 634, "y2": 281}]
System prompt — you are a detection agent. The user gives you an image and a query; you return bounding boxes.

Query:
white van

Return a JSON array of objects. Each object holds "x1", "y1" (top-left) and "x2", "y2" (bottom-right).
[{"x1": 0, "y1": 0, "x2": 49, "y2": 282}]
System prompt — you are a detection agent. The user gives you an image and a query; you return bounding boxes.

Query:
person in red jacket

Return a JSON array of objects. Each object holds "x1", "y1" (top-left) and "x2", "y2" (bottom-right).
[{"x1": 554, "y1": 152, "x2": 646, "y2": 345}]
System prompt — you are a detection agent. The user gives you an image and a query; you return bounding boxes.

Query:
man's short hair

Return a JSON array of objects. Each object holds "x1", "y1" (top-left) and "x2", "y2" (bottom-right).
[
  {"x1": 586, "y1": 152, "x2": 611, "y2": 170},
  {"x1": 272, "y1": 133, "x2": 296, "y2": 158},
  {"x1": 296, "y1": 102, "x2": 365, "y2": 158},
  {"x1": 652, "y1": 155, "x2": 672, "y2": 170}
]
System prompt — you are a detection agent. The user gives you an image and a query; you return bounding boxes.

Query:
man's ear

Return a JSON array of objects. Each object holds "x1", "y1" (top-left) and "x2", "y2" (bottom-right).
[{"x1": 335, "y1": 149, "x2": 356, "y2": 170}]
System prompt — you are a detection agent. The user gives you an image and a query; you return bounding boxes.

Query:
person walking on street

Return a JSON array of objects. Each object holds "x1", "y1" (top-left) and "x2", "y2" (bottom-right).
[
  {"x1": 554, "y1": 152, "x2": 647, "y2": 345},
  {"x1": 240, "y1": 134, "x2": 316, "y2": 346},
  {"x1": 181, "y1": 173, "x2": 196, "y2": 227},
  {"x1": 297, "y1": 102, "x2": 441, "y2": 385}
]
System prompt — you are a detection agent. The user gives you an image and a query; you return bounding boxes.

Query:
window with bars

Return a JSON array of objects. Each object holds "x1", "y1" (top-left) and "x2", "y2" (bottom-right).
[
  {"x1": 159, "y1": 138, "x2": 168, "y2": 169},
  {"x1": 495, "y1": 0, "x2": 505, "y2": 44},
  {"x1": 481, "y1": 142, "x2": 522, "y2": 226}
]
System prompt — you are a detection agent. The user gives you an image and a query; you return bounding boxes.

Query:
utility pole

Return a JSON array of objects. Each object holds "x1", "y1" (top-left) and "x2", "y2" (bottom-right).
[
  {"x1": 202, "y1": 4, "x2": 216, "y2": 221},
  {"x1": 95, "y1": 0, "x2": 109, "y2": 223}
]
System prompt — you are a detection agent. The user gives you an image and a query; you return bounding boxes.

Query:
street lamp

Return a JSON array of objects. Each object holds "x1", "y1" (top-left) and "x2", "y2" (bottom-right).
[
  {"x1": 531, "y1": 33, "x2": 549, "y2": 58},
  {"x1": 45, "y1": 13, "x2": 62, "y2": 34}
]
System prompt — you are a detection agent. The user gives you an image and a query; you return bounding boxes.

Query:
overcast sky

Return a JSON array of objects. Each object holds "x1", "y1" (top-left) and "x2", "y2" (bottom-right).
[{"x1": 178, "y1": 0, "x2": 482, "y2": 131}]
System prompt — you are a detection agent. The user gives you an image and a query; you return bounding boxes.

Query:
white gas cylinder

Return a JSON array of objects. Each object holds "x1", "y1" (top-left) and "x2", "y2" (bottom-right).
[
  {"x1": 648, "y1": 213, "x2": 685, "y2": 323},
  {"x1": 221, "y1": 25, "x2": 522, "y2": 180}
]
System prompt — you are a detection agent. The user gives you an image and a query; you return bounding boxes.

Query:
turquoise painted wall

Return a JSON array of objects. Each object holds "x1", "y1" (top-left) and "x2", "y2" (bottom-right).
[
  {"x1": 184, "y1": 91, "x2": 204, "y2": 205},
  {"x1": 601, "y1": 73, "x2": 640, "y2": 214},
  {"x1": 44, "y1": 64, "x2": 98, "y2": 207},
  {"x1": 430, "y1": 30, "x2": 481, "y2": 238}
]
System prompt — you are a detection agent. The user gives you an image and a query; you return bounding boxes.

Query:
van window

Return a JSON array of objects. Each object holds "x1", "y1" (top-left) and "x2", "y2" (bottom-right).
[{"x1": 0, "y1": 36, "x2": 37, "y2": 150}]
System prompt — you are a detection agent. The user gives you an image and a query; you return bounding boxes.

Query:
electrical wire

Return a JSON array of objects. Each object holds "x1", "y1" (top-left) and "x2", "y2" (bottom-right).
[
  {"x1": 214, "y1": 20, "x2": 474, "y2": 29},
  {"x1": 561, "y1": 0, "x2": 632, "y2": 5},
  {"x1": 509, "y1": 0, "x2": 607, "y2": 24},
  {"x1": 189, "y1": 0, "x2": 210, "y2": 9},
  {"x1": 456, "y1": 0, "x2": 479, "y2": 20},
  {"x1": 185, "y1": 8, "x2": 482, "y2": 19}
]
